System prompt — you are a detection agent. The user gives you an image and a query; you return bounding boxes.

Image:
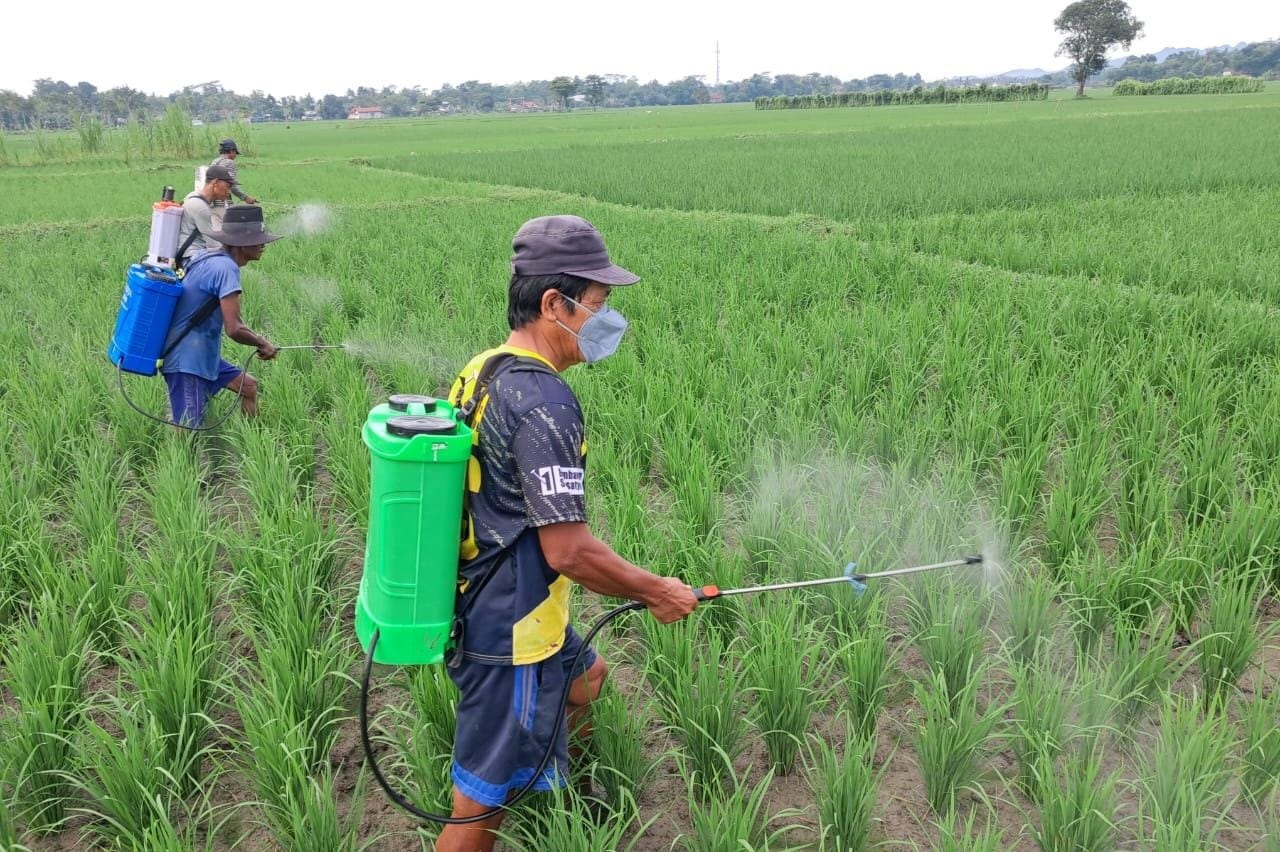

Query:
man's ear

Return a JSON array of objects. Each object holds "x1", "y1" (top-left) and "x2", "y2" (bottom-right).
[{"x1": 540, "y1": 288, "x2": 561, "y2": 320}]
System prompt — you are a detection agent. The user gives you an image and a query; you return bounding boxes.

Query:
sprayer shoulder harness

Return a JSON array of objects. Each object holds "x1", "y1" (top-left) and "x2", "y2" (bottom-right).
[
  {"x1": 445, "y1": 349, "x2": 559, "y2": 666},
  {"x1": 172, "y1": 195, "x2": 211, "y2": 273},
  {"x1": 158, "y1": 294, "x2": 220, "y2": 362}
]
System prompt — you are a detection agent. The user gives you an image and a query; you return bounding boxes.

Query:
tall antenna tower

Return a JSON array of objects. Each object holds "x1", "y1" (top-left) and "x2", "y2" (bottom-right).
[{"x1": 715, "y1": 41, "x2": 721, "y2": 87}]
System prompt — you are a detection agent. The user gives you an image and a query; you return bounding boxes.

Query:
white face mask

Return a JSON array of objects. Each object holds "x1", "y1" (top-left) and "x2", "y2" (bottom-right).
[{"x1": 555, "y1": 293, "x2": 628, "y2": 363}]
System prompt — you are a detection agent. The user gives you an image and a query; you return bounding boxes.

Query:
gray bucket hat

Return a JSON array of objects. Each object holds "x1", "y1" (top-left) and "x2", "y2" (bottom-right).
[
  {"x1": 208, "y1": 204, "x2": 283, "y2": 247},
  {"x1": 510, "y1": 215, "x2": 639, "y2": 285}
]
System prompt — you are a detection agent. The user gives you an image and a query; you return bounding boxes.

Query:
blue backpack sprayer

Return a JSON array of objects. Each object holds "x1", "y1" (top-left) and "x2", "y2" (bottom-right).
[
  {"x1": 106, "y1": 187, "x2": 342, "y2": 431},
  {"x1": 354, "y1": 370, "x2": 985, "y2": 823}
]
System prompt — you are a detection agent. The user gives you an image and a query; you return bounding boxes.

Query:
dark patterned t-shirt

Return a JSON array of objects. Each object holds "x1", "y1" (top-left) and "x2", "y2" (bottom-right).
[{"x1": 447, "y1": 346, "x2": 587, "y2": 665}]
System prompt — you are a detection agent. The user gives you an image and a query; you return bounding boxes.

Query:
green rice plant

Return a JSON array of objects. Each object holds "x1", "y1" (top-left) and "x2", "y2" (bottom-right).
[
  {"x1": 67, "y1": 708, "x2": 186, "y2": 848},
  {"x1": 665, "y1": 630, "x2": 749, "y2": 798},
  {"x1": 143, "y1": 439, "x2": 215, "y2": 546},
  {"x1": 1153, "y1": 543, "x2": 1211, "y2": 637},
  {"x1": 498, "y1": 784, "x2": 653, "y2": 852},
  {"x1": 1062, "y1": 558, "x2": 1111, "y2": 659},
  {"x1": 1008, "y1": 658, "x2": 1069, "y2": 801},
  {"x1": 0, "y1": 593, "x2": 91, "y2": 834},
  {"x1": 1195, "y1": 567, "x2": 1273, "y2": 710},
  {"x1": 236, "y1": 683, "x2": 344, "y2": 829},
  {"x1": 1029, "y1": 743, "x2": 1120, "y2": 852},
  {"x1": 1139, "y1": 692, "x2": 1235, "y2": 850},
  {"x1": 744, "y1": 599, "x2": 833, "y2": 775},
  {"x1": 264, "y1": 767, "x2": 374, "y2": 852},
  {"x1": 678, "y1": 754, "x2": 805, "y2": 852},
  {"x1": 370, "y1": 663, "x2": 458, "y2": 817},
  {"x1": 913, "y1": 664, "x2": 1006, "y2": 817},
  {"x1": 996, "y1": 434, "x2": 1051, "y2": 543},
  {"x1": 1000, "y1": 563, "x2": 1061, "y2": 668},
  {"x1": 1103, "y1": 537, "x2": 1170, "y2": 631},
  {"x1": 935, "y1": 805, "x2": 1006, "y2": 851},
  {"x1": 238, "y1": 427, "x2": 309, "y2": 526},
  {"x1": 65, "y1": 442, "x2": 126, "y2": 547},
  {"x1": 120, "y1": 615, "x2": 223, "y2": 797},
  {"x1": 61, "y1": 533, "x2": 130, "y2": 654},
  {"x1": 641, "y1": 612, "x2": 697, "y2": 715},
  {"x1": 807, "y1": 725, "x2": 883, "y2": 852},
  {"x1": 586, "y1": 677, "x2": 660, "y2": 806},
  {"x1": 0, "y1": 785, "x2": 30, "y2": 852},
  {"x1": 1104, "y1": 616, "x2": 1182, "y2": 734},
  {"x1": 1239, "y1": 679, "x2": 1280, "y2": 808},
  {"x1": 1178, "y1": 424, "x2": 1237, "y2": 529},
  {"x1": 1041, "y1": 439, "x2": 1110, "y2": 571},
  {"x1": 904, "y1": 577, "x2": 990, "y2": 716},
  {"x1": 404, "y1": 663, "x2": 459, "y2": 761},
  {"x1": 244, "y1": 608, "x2": 351, "y2": 770},
  {"x1": 836, "y1": 594, "x2": 894, "y2": 740}
]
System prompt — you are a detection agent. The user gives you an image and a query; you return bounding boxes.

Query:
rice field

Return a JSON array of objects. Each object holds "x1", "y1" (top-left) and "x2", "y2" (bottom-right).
[{"x1": 1, "y1": 89, "x2": 1279, "y2": 850}]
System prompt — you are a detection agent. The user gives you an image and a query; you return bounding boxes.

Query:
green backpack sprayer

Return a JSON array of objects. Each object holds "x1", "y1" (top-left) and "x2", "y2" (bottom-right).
[
  {"x1": 106, "y1": 186, "x2": 343, "y2": 431},
  {"x1": 355, "y1": 354, "x2": 986, "y2": 824}
]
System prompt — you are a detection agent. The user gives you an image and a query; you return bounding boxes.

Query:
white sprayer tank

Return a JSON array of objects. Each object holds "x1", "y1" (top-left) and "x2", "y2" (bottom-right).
[{"x1": 146, "y1": 202, "x2": 185, "y2": 269}]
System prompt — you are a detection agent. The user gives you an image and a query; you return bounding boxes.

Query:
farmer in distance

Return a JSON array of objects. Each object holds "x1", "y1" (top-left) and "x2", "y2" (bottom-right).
[
  {"x1": 436, "y1": 215, "x2": 698, "y2": 852},
  {"x1": 160, "y1": 204, "x2": 280, "y2": 428}
]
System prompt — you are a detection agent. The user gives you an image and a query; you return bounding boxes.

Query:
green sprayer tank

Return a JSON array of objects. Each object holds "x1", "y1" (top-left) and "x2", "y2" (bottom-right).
[{"x1": 355, "y1": 394, "x2": 471, "y2": 665}]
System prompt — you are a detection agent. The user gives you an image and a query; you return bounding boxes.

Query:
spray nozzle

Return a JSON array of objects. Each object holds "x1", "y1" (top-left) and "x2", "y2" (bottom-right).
[{"x1": 963, "y1": 554, "x2": 984, "y2": 564}]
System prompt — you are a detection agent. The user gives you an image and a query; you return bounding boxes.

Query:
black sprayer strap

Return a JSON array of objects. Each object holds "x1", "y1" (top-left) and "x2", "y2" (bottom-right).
[
  {"x1": 173, "y1": 228, "x2": 202, "y2": 271},
  {"x1": 160, "y1": 295, "x2": 220, "y2": 360}
]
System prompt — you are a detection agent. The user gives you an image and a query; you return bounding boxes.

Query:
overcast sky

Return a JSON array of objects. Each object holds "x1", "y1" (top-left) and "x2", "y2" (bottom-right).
[{"x1": 2, "y1": 0, "x2": 1273, "y2": 96}]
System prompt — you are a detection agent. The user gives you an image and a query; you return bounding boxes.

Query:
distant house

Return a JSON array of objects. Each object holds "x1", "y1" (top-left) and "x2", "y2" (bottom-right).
[
  {"x1": 508, "y1": 99, "x2": 543, "y2": 113},
  {"x1": 301, "y1": 110, "x2": 321, "y2": 121},
  {"x1": 347, "y1": 106, "x2": 385, "y2": 120}
]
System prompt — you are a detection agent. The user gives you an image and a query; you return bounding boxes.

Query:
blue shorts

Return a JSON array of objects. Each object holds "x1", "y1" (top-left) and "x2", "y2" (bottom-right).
[
  {"x1": 163, "y1": 359, "x2": 241, "y2": 427},
  {"x1": 447, "y1": 626, "x2": 597, "y2": 807}
]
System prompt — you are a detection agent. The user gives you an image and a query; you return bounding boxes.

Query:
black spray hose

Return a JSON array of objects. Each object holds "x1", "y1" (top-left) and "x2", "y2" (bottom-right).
[
  {"x1": 116, "y1": 350, "x2": 257, "y2": 433},
  {"x1": 358, "y1": 599, "x2": 645, "y2": 824}
]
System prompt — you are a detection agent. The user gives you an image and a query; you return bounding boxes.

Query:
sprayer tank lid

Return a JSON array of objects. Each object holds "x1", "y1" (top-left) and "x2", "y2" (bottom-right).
[{"x1": 386, "y1": 415, "x2": 455, "y2": 437}]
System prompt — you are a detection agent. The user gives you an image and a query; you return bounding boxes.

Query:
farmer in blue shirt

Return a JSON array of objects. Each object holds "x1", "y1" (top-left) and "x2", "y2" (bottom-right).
[{"x1": 160, "y1": 204, "x2": 280, "y2": 427}]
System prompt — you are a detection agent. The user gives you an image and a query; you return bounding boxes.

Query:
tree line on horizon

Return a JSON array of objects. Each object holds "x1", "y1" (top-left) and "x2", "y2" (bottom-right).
[{"x1": 1, "y1": 34, "x2": 1274, "y2": 132}]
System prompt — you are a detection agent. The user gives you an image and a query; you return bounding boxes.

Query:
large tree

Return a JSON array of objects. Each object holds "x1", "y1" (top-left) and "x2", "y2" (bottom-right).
[
  {"x1": 582, "y1": 74, "x2": 606, "y2": 110},
  {"x1": 549, "y1": 76, "x2": 578, "y2": 110},
  {"x1": 1055, "y1": 0, "x2": 1144, "y2": 96}
]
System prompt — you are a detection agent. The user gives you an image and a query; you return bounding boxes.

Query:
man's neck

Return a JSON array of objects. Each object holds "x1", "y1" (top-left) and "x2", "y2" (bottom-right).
[{"x1": 506, "y1": 326, "x2": 567, "y2": 373}]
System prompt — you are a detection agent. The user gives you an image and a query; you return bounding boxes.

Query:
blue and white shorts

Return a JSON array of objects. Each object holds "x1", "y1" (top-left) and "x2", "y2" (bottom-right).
[{"x1": 447, "y1": 626, "x2": 597, "y2": 807}]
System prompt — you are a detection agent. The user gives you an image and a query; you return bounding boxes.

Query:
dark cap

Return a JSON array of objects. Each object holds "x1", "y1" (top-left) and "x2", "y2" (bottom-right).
[
  {"x1": 510, "y1": 215, "x2": 639, "y2": 286},
  {"x1": 218, "y1": 138, "x2": 239, "y2": 153},
  {"x1": 205, "y1": 164, "x2": 234, "y2": 183},
  {"x1": 207, "y1": 204, "x2": 283, "y2": 247}
]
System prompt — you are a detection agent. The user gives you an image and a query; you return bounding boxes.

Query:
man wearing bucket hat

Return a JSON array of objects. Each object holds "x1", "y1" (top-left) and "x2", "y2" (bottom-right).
[
  {"x1": 159, "y1": 204, "x2": 280, "y2": 428},
  {"x1": 437, "y1": 216, "x2": 697, "y2": 852},
  {"x1": 209, "y1": 138, "x2": 256, "y2": 228}
]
